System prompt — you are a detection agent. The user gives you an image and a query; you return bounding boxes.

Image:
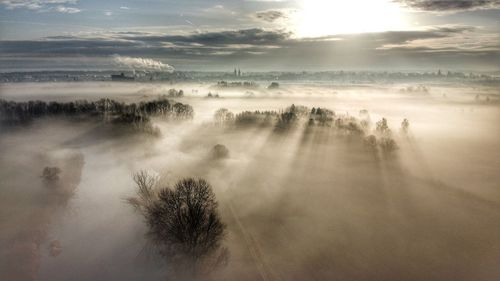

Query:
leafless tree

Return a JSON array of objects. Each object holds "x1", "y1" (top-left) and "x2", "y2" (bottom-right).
[
  {"x1": 127, "y1": 170, "x2": 159, "y2": 212},
  {"x1": 129, "y1": 174, "x2": 228, "y2": 279}
]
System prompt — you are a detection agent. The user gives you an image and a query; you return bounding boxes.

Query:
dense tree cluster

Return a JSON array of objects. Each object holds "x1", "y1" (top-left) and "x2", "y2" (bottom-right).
[
  {"x1": 234, "y1": 110, "x2": 277, "y2": 127},
  {"x1": 166, "y1": 89, "x2": 184, "y2": 98},
  {"x1": 216, "y1": 81, "x2": 258, "y2": 89},
  {"x1": 0, "y1": 98, "x2": 194, "y2": 125},
  {"x1": 309, "y1": 107, "x2": 335, "y2": 126},
  {"x1": 364, "y1": 118, "x2": 399, "y2": 152},
  {"x1": 215, "y1": 104, "x2": 360, "y2": 133},
  {"x1": 275, "y1": 104, "x2": 310, "y2": 131}
]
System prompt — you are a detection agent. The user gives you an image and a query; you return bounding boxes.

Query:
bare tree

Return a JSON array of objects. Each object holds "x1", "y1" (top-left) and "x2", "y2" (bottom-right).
[
  {"x1": 127, "y1": 170, "x2": 159, "y2": 212},
  {"x1": 129, "y1": 175, "x2": 228, "y2": 279}
]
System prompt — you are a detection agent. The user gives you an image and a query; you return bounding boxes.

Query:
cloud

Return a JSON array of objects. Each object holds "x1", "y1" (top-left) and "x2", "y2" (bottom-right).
[
  {"x1": 0, "y1": 27, "x2": 485, "y2": 55},
  {"x1": 254, "y1": 9, "x2": 289, "y2": 22},
  {"x1": 0, "y1": 0, "x2": 81, "y2": 13},
  {"x1": 394, "y1": 0, "x2": 500, "y2": 12},
  {"x1": 202, "y1": 4, "x2": 237, "y2": 15},
  {"x1": 378, "y1": 26, "x2": 499, "y2": 52},
  {"x1": 0, "y1": 27, "x2": 498, "y2": 70},
  {"x1": 132, "y1": 28, "x2": 292, "y2": 46},
  {"x1": 112, "y1": 55, "x2": 175, "y2": 72},
  {"x1": 119, "y1": 6, "x2": 129, "y2": 10},
  {"x1": 54, "y1": 5, "x2": 79, "y2": 13}
]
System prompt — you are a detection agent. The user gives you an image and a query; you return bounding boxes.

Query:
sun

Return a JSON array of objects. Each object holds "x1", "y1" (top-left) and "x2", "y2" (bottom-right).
[{"x1": 293, "y1": 0, "x2": 409, "y2": 38}]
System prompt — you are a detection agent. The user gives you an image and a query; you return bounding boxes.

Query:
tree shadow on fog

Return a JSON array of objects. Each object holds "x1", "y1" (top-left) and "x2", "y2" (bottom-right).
[
  {"x1": 128, "y1": 172, "x2": 228, "y2": 281},
  {"x1": 403, "y1": 135, "x2": 500, "y2": 212},
  {"x1": 60, "y1": 121, "x2": 160, "y2": 149},
  {"x1": 221, "y1": 111, "x2": 428, "y2": 281}
]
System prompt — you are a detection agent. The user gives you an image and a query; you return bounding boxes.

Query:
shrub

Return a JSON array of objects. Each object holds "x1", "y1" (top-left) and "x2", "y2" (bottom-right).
[
  {"x1": 42, "y1": 167, "x2": 61, "y2": 182},
  {"x1": 211, "y1": 144, "x2": 229, "y2": 159}
]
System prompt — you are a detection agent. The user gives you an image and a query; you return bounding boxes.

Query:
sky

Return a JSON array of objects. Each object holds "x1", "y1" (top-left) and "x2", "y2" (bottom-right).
[{"x1": 0, "y1": 0, "x2": 499, "y2": 71}]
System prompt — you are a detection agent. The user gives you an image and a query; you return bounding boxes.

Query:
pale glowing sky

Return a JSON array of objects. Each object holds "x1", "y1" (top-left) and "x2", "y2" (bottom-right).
[
  {"x1": 294, "y1": 0, "x2": 411, "y2": 37},
  {"x1": 0, "y1": 0, "x2": 499, "y2": 71}
]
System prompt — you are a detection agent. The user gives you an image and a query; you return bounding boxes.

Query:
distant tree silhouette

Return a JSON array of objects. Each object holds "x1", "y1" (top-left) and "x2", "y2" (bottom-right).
[
  {"x1": 379, "y1": 137, "x2": 398, "y2": 152},
  {"x1": 0, "y1": 98, "x2": 194, "y2": 125},
  {"x1": 275, "y1": 104, "x2": 309, "y2": 131},
  {"x1": 41, "y1": 167, "x2": 61, "y2": 182},
  {"x1": 376, "y1": 118, "x2": 391, "y2": 136},
  {"x1": 209, "y1": 105, "x2": 402, "y2": 153},
  {"x1": 234, "y1": 110, "x2": 277, "y2": 127},
  {"x1": 311, "y1": 107, "x2": 335, "y2": 126},
  {"x1": 268, "y1": 82, "x2": 280, "y2": 89},
  {"x1": 211, "y1": 144, "x2": 229, "y2": 159},
  {"x1": 364, "y1": 135, "x2": 378, "y2": 149},
  {"x1": 401, "y1": 118, "x2": 410, "y2": 134},
  {"x1": 167, "y1": 89, "x2": 184, "y2": 98},
  {"x1": 214, "y1": 108, "x2": 235, "y2": 127}
]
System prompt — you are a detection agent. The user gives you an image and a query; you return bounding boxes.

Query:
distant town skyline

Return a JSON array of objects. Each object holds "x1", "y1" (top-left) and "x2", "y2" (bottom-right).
[{"x1": 0, "y1": 0, "x2": 499, "y2": 71}]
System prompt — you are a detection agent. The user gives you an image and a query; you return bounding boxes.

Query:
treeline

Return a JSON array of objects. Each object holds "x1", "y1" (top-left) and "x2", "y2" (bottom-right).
[
  {"x1": 215, "y1": 104, "x2": 339, "y2": 130},
  {"x1": 0, "y1": 98, "x2": 194, "y2": 125},
  {"x1": 214, "y1": 105, "x2": 409, "y2": 152}
]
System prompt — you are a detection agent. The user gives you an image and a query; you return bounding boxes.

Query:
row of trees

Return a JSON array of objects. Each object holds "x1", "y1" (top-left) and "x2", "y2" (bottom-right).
[
  {"x1": 213, "y1": 105, "x2": 410, "y2": 153},
  {"x1": 214, "y1": 104, "x2": 358, "y2": 132},
  {"x1": 0, "y1": 98, "x2": 194, "y2": 124}
]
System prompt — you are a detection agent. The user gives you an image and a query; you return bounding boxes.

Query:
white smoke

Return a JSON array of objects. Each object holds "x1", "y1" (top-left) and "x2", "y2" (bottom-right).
[{"x1": 112, "y1": 55, "x2": 175, "y2": 72}]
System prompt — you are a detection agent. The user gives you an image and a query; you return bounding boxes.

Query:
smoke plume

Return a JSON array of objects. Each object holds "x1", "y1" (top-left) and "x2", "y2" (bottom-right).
[{"x1": 112, "y1": 55, "x2": 175, "y2": 72}]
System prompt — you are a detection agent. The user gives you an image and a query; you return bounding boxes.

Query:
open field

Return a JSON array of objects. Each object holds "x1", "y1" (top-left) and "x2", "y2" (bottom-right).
[{"x1": 1, "y1": 81, "x2": 499, "y2": 281}]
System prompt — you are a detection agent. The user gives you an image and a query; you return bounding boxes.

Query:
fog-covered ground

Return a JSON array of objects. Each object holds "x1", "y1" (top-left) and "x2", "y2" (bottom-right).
[{"x1": 1, "y1": 82, "x2": 499, "y2": 281}]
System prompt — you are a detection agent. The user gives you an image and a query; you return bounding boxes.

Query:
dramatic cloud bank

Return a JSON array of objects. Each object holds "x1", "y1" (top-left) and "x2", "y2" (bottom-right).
[
  {"x1": 1, "y1": 25, "x2": 498, "y2": 70},
  {"x1": 395, "y1": 0, "x2": 500, "y2": 12}
]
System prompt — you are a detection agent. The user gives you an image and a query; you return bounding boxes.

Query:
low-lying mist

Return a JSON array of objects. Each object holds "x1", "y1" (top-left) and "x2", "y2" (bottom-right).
[{"x1": 0, "y1": 81, "x2": 499, "y2": 281}]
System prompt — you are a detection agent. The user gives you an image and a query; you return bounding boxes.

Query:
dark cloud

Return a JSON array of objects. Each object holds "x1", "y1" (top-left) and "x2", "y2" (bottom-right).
[
  {"x1": 0, "y1": 39, "x2": 140, "y2": 56},
  {"x1": 0, "y1": 29, "x2": 291, "y2": 59},
  {"x1": 254, "y1": 10, "x2": 288, "y2": 22},
  {"x1": 353, "y1": 27, "x2": 468, "y2": 42},
  {"x1": 395, "y1": 0, "x2": 500, "y2": 11},
  {"x1": 131, "y1": 28, "x2": 292, "y2": 46}
]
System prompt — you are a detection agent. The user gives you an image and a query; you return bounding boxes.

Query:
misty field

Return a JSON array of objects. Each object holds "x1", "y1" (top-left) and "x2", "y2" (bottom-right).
[{"x1": 1, "y1": 82, "x2": 499, "y2": 281}]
